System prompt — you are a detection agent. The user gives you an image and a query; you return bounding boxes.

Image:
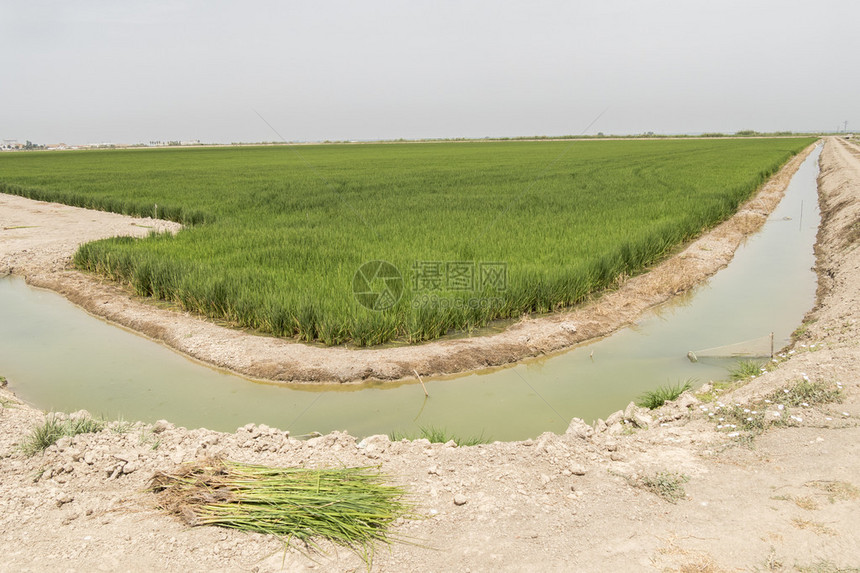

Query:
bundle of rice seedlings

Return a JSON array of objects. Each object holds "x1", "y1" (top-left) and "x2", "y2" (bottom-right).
[{"x1": 150, "y1": 459, "x2": 412, "y2": 562}]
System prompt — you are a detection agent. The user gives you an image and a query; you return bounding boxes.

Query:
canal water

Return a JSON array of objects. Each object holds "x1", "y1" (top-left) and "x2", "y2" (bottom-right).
[{"x1": 0, "y1": 146, "x2": 821, "y2": 441}]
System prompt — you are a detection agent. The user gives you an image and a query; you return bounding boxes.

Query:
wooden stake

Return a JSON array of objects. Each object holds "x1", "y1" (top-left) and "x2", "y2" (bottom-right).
[{"x1": 413, "y1": 369, "x2": 429, "y2": 397}]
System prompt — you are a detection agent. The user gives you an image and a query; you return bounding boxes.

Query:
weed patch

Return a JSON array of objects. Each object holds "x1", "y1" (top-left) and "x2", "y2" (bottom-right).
[
  {"x1": 805, "y1": 480, "x2": 860, "y2": 503},
  {"x1": 791, "y1": 518, "x2": 837, "y2": 536},
  {"x1": 632, "y1": 471, "x2": 689, "y2": 503}
]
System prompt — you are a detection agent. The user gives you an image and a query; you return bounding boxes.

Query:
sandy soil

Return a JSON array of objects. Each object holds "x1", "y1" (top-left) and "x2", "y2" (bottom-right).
[
  {"x1": 0, "y1": 137, "x2": 858, "y2": 571},
  {"x1": 0, "y1": 143, "x2": 817, "y2": 384}
]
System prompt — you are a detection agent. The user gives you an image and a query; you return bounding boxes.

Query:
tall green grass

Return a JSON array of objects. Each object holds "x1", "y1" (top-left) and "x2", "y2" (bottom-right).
[{"x1": 0, "y1": 139, "x2": 814, "y2": 345}]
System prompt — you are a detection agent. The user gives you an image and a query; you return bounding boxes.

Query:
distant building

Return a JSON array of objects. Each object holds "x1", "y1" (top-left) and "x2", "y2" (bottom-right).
[{"x1": 1, "y1": 139, "x2": 22, "y2": 150}]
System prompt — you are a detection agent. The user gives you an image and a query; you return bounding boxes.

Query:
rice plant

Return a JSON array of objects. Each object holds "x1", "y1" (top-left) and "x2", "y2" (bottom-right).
[
  {"x1": 636, "y1": 378, "x2": 695, "y2": 409},
  {"x1": 150, "y1": 459, "x2": 411, "y2": 564},
  {"x1": 0, "y1": 138, "x2": 815, "y2": 346}
]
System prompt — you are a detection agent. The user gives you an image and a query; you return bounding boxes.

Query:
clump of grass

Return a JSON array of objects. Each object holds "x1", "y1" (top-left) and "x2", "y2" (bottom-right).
[
  {"x1": 637, "y1": 379, "x2": 695, "y2": 409},
  {"x1": 150, "y1": 459, "x2": 412, "y2": 564},
  {"x1": 766, "y1": 379, "x2": 843, "y2": 407},
  {"x1": 797, "y1": 560, "x2": 860, "y2": 573},
  {"x1": 791, "y1": 518, "x2": 837, "y2": 536},
  {"x1": 633, "y1": 471, "x2": 689, "y2": 503},
  {"x1": 388, "y1": 425, "x2": 489, "y2": 446},
  {"x1": 805, "y1": 480, "x2": 860, "y2": 503},
  {"x1": 21, "y1": 414, "x2": 105, "y2": 455},
  {"x1": 729, "y1": 359, "x2": 766, "y2": 381}
]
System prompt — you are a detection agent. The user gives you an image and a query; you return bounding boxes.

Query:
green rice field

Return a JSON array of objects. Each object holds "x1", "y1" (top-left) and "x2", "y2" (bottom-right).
[{"x1": 0, "y1": 138, "x2": 815, "y2": 345}]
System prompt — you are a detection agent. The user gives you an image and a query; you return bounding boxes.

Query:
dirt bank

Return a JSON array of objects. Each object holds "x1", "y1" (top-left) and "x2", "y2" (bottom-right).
[
  {"x1": 0, "y1": 143, "x2": 817, "y2": 384},
  {"x1": 0, "y1": 137, "x2": 859, "y2": 571}
]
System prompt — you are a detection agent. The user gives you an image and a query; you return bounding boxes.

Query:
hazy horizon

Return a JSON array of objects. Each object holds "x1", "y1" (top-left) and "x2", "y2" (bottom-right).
[{"x1": 2, "y1": 1, "x2": 857, "y2": 145}]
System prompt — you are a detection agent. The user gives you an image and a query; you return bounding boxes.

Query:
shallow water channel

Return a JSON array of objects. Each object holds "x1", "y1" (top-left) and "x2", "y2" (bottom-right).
[{"x1": 1, "y1": 146, "x2": 822, "y2": 441}]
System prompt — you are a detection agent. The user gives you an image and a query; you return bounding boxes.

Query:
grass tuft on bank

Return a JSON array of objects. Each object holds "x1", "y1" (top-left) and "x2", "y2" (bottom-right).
[
  {"x1": 21, "y1": 414, "x2": 105, "y2": 455},
  {"x1": 637, "y1": 379, "x2": 695, "y2": 409},
  {"x1": 388, "y1": 425, "x2": 490, "y2": 446}
]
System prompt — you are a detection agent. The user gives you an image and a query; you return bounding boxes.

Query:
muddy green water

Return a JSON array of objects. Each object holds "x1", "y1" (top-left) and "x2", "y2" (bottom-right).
[{"x1": 0, "y1": 147, "x2": 821, "y2": 441}]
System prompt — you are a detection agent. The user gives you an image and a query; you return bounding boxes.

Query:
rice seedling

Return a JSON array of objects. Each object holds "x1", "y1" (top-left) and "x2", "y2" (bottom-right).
[
  {"x1": 636, "y1": 378, "x2": 695, "y2": 409},
  {"x1": 150, "y1": 459, "x2": 412, "y2": 564},
  {"x1": 388, "y1": 425, "x2": 490, "y2": 446},
  {"x1": 21, "y1": 413, "x2": 105, "y2": 455},
  {"x1": 0, "y1": 138, "x2": 815, "y2": 345}
]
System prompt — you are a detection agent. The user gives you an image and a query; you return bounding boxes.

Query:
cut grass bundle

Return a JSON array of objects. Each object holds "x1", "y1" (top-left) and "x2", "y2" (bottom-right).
[
  {"x1": 150, "y1": 459, "x2": 412, "y2": 563},
  {"x1": 637, "y1": 379, "x2": 695, "y2": 409},
  {"x1": 21, "y1": 413, "x2": 105, "y2": 455}
]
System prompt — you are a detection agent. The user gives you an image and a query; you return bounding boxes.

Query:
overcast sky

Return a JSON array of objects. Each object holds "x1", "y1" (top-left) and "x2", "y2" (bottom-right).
[{"x1": 2, "y1": 0, "x2": 857, "y2": 144}]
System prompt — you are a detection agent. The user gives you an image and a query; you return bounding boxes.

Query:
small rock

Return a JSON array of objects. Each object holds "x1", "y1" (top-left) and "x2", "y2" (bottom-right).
[
  {"x1": 604, "y1": 439, "x2": 618, "y2": 452},
  {"x1": 55, "y1": 437, "x2": 72, "y2": 452},
  {"x1": 453, "y1": 494, "x2": 468, "y2": 506},
  {"x1": 560, "y1": 322, "x2": 577, "y2": 334},
  {"x1": 83, "y1": 452, "x2": 97, "y2": 465},
  {"x1": 605, "y1": 410, "x2": 624, "y2": 427},
  {"x1": 569, "y1": 463, "x2": 587, "y2": 476},
  {"x1": 632, "y1": 412, "x2": 653, "y2": 429},
  {"x1": 113, "y1": 452, "x2": 138, "y2": 464},
  {"x1": 674, "y1": 392, "x2": 699, "y2": 409},
  {"x1": 607, "y1": 422, "x2": 625, "y2": 436},
  {"x1": 152, "y1": 420, "x2": 172, "y2": 434},
  {"x1": 122, "y1": 462, "x2": 138, "y2": 474},
  {"x1": 565, "y1": 418, "x2": 593, "y2": 440},
  {"x1": 68, "y1": 410, "x2": 91, "y2": 421},
  {"x1": 428, "y1": 466, "x2": 439, "y2": 475},
  {"x1": 623, "y1": 401, "x2": 639, "y2": 421},
  {"x1": 540, "y1": 474, "x2": 552, "y2": 485},
  {"x1": 610, "y1": 452, "x2": 625, "y2": 462},
  {"x1": 593, "y1": 419, "x2": 608, "y2": 433},
  {"x1": 56, "y1": 493, "x2": 74, "y2": 507}
]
